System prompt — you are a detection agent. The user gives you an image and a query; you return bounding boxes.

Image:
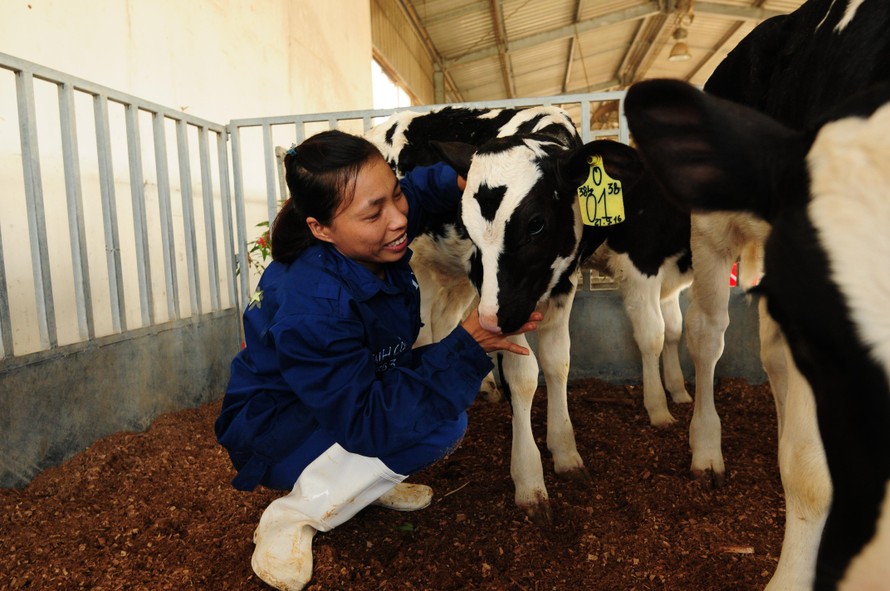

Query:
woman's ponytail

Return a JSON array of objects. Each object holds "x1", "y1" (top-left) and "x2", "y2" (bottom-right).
[{"x1": 270, "y1": 131, "x2": 380, "y2": 263}]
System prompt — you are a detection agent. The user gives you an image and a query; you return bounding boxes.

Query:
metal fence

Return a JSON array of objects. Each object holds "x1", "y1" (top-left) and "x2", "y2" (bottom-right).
[
  {"x1": 0, "y1": 53, "x2": 238, "y2": 361},
  {"x1": 228, "y1": 90, "x2": 629, "y2": 307},
  {"x1": 1, "y1": 51, "x2": 628, "y2": 363}
]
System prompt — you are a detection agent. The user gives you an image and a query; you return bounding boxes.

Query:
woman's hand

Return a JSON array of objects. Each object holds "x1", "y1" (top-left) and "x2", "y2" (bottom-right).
[{"x1": 461, "y1": 308, "x2": 543, "y2": 355}]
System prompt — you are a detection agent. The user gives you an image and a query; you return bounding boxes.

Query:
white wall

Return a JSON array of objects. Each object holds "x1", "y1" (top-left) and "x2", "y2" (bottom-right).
[
  {"x1": 0, "y1": 0, "x2": 372, "y2": 121},
  {"x1": 0, "y1": 0, "x2": 373, "y2": 355}
]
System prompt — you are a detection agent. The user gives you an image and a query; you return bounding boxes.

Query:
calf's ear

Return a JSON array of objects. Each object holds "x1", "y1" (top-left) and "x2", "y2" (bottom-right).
[
  {"x1": 429, "y1": 140, "x2": 476, "y2": 178},
  {"x1": 624, "y1": 79, "x2": 802, "y2": 221},
  {"x1": 558, "y1": 140, "x2": 644, "y2": 191}
]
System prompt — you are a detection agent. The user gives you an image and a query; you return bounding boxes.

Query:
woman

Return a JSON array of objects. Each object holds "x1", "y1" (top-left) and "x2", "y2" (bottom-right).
[{"x1": 215, "y1": 130, "x2": 540, "y2": 591}]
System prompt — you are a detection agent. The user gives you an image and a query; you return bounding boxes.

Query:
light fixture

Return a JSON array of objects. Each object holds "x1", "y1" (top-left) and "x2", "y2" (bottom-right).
[{"x1": 668, "y1": 27, "x2": 691, "y2": 62}]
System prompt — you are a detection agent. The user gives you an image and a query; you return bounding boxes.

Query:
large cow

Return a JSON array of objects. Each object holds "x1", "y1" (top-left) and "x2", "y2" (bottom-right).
[
  {"x1": 365, "y1": 105, "x2": 693, "y2": 523},
  {"x1": 627, "y1": 0, "x2": 889, "y2": 588},
  {"x1": 626, "y1": 77, "x2": 890, "y2": 591}
]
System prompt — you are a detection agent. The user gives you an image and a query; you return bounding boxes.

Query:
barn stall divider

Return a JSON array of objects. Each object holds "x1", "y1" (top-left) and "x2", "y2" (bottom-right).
[{"x1": 0, "y1": 53, "x2": 763, "y2": 488}]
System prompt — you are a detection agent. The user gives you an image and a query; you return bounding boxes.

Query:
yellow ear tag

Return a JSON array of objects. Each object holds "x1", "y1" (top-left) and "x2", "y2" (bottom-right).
[{"x1": 577, "y1": 155, "x2": 625, "y2": 227}]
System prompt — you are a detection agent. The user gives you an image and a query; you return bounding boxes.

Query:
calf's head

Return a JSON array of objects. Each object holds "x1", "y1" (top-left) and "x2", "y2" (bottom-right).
[{"x1": 434, "y1": 135, "x2": 645, "y2": 333}]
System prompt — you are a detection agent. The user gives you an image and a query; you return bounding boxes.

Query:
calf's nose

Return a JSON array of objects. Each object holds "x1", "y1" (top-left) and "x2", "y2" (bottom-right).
[{"x1": 478, "y1": 311, "x2": 501, "y2": 333}]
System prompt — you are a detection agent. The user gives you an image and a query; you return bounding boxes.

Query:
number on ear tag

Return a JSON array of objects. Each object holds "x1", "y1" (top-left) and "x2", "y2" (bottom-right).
[{"x1": 577, "y1": 155, "x2": 625, "y2": 227}]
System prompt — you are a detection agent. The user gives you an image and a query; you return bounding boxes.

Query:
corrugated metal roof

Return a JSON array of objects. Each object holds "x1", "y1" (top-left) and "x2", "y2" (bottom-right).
[{"x1": 402, "y1": 0, "x2": 807, "y2": 103}]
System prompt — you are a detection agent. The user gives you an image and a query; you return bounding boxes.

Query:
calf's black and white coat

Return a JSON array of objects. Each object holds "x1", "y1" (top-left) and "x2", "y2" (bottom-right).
[
  {"x1": 627, "y1": 78, "x2": 890, "y2": 591},
  {"x1": 626, "y1": 1, "x2": 889, "y2": 588},
  {"x1": 365, "y1": 106, "x2": 693, "y2": 523}
]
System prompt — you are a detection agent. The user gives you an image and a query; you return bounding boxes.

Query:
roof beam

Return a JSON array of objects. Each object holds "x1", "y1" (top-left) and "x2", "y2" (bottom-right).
[
  {"x1": 421, "y1": 1, "x2": 782, "y2": 28},
  {"x1": 419, "y1": 1, "x2": 488, "y2": 26},
  {"x1": 565, "y1": 78, "x2": 622, "y2": 95},
  {"x1": 695, "y1": 2, "x2": 785, "y2": 21},
  {"x1": 445, "y1": 2, "x2": 661, "y2": 67},
  {"x1": 562, "y1": 0, "x2": 584, "y2": 93},
  {"x1": 395, "y1": 0, "x2": 465, "y2": 102},
  {"x1": 617, "y1": 11, "x2": 671, "y2": 86},
  {"x1": 685, "y1": 0, "x2": 772, "y2": 82},
  {"x1": 489, "y1": 0, "x2": 516, "y2": 98}
]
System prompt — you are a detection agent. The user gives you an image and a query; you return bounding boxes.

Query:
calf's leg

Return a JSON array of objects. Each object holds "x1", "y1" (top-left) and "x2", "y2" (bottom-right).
[
  {"x1": 620, "y1": 268, "x2": 676, "y2": 427},
  {"x1": 535, "y1": 294, "x2": 586, "y2": 480},
  {"x1": 762, "y1": 308, "x2": 830, "y2": 591},
  {"x1": 660, "y1": 280, "x2": 693, "y2": 405},
  {"x1": 685, "y1": 241, "x2": 733, "y2": 486},
  {"x1": 500, "y1": 336, "x2": 550, "y2": 525}
]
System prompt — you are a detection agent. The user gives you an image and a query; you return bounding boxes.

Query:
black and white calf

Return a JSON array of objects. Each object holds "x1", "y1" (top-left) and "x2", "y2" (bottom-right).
[
  {"x1": 627, "y1": 77, "x2": 890, "y2": 591},
  {"x1": 366, "y1": 105, "x2": 693, "y2": 523},
  {"x1": 627, "y1": 1, "x2": 889, "y2": 588}
]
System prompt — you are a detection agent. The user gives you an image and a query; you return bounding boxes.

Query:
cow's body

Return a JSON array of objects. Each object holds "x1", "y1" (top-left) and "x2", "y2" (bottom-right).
[
  {"x1": 627, "y1": 78, "x2": 890, "y2": 591},
  {"x1": 627, "y1": 1, "x2": 889, "y2": 588},
  {"x1": 366, "y1": 106, "x2": 693, "y2": 521}
]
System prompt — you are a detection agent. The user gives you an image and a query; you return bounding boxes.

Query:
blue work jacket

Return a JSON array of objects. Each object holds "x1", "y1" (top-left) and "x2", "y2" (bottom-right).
[{"x1": 215, "y1": 163, "x2": 493, "y2": 491}]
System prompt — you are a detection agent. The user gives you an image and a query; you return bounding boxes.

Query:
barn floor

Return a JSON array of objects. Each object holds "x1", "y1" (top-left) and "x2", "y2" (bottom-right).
[{"x1": 1, "y1": 378, "x2": 783, "y2": 590}]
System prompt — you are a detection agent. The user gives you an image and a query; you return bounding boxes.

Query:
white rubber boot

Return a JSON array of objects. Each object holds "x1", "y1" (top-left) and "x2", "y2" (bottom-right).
[
  {"x1": 251, "y1": 443, "x2": 408, "y2": 591},
  {"x1": 372, "y1": 482, "x2": 433, "y2": 511}
]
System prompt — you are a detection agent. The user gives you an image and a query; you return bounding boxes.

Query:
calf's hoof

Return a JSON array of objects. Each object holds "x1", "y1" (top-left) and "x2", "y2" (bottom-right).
[
  {"x1": 518, "y1": 493, "x2": 553, "y2": 527},
  {"x1": 558, "y1": 465, "x2": 593, "y2": 485},
  {"x1": 670, "y1": 390, "x2": 693, "y2": 404},
  {"x1": 648, "y1": 411, "x2": 677, "y2": 429},
  {"x1": 692, "y1": 467, "x2": 725, "y2": 489}
]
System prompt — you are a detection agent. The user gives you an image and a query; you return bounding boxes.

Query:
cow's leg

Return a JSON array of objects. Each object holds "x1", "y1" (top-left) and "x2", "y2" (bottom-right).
[
  {"x1": 429, "y1": 280, "x2": 474, "y2": 342},
  {"x1": 685, "y1": 231, "x2": 733, "y2": 486},
  {"x1": 759, "y1": 297, "x2": 788, "y2": 440},
  {"x1": 479, "y1": 372, "x2": 502, "y2": 403},
  {"x1": 660, "y1": 286, "x2": 693, "y2": 405},
  {"x1": 536, "y1": 294, "x2": 586, "y2": 480},
  {"x1": 412, "y1": 262, "x2": 438, "y2": 347},
  {"x1": 620, "y1": 268, "x2": 676, "y2": 427},
  {"x1": 839, "y1": 483, "x2": 890, "y2": 591},
  {"x1": 429, "y1": 279, "x2": 502, "y2": 400},
  {"x1": 500, "y1": 336, "x2": 550, "y2": 525},
  {"x1": 762, "y1": 307, "x2": 831, "y2": 591}
]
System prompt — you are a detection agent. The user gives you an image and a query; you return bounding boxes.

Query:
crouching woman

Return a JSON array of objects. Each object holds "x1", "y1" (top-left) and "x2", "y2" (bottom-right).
[{"x1": 215, "y1": 130, "x2": 540, "y2": 591}]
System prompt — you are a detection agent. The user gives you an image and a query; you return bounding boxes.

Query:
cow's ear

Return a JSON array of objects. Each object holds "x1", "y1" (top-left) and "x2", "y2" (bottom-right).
[
  {"x1": 558, "y1": 140, "x2": 644, "y2": 191},
  {"x1": 625, "y1": 78, "x2": 803, "y2": 221},
  {"x1": 429, "y1": 140, "x2": 476, "y2": 178}
]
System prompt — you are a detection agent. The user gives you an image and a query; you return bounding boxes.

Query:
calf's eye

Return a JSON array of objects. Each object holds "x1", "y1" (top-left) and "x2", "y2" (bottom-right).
[{"x1": 528, "y1": 216, "x2": 545, "y2": 236}]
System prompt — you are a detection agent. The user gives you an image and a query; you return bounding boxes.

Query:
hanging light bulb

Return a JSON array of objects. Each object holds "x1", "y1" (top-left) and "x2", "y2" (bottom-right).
[{"x1": 668, "y1": 26, "x2": 691, "y2": 62}]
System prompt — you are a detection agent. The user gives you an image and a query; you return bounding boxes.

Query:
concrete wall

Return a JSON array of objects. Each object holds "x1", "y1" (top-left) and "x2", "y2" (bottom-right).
[
  {"x1": 0, "y1": 284, "x2": 766, "y2": 488},
  {"x1": 532, "y1": 287, "x2": 767, "y2": 385},
  {"x1": 0, "y1": 309, "x2": 241, "y2": 488}
]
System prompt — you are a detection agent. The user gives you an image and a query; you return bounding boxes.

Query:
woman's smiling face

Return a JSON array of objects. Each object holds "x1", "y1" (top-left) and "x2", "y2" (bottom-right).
[{"x1": 307, "y1": 155, "x2": 409, "y2": 278}]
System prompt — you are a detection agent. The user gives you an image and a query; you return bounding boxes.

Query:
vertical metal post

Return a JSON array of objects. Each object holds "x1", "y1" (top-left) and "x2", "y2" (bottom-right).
[
  {"x1": 618, "y1": 96, "x2": 629, "y2": 145},
  {"x1": 94, "y1": 93, "x2": 126, "y2": 332},
  {"x1": 198, "y1": 126, "x2": 221, "y2": 311},
  {"x1": 216, "y1": 130, "x2": 237, "y2": 311},
  {"x1": 58, "y1": 81, "x2": 94, "y2": 340},
  {"x1": 151, "y1": 112, "x2": 180, "y2": 321},
  {"x1": 125, "y1": 102, "x2": 154, "y2": 326},
  {"x1": 262, "y1": 123, "x2": 278, "y2": 223},
  {"x1": 0, "y1": 222, "x2": 12, "y2": 358},
  {"x1": 175, "y1": 119, "x2": 201, "y2": 317},
  {"x1": 580, "y1": 99, "x2": 591, "y2": 143},
  {"x1": 17, "y1": 70, "x2": 56, "y2": 348},
  {"x1": 228, "y1": 124, "x2": 250, "y2": 310}
]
